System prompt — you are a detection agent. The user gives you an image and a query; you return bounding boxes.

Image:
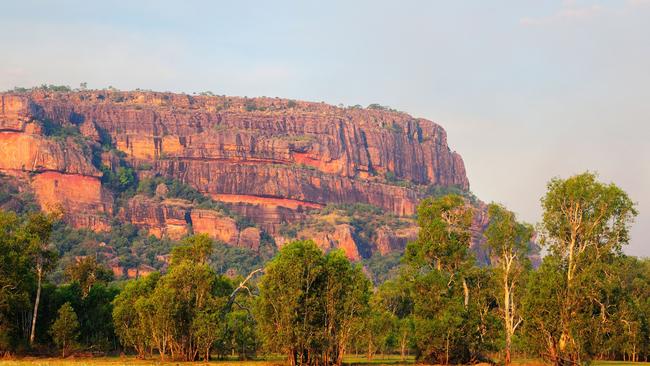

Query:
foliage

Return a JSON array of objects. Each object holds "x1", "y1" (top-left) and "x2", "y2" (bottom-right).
[
  {"x1": 64, "y1": 257, "x2": 114, "y2": 297},
  {"x1": 244, "y1": 99, "x2": 266, "y2": 112},
  {"x1": 256, "y1": 240, "x2": 370, "y2": 366},
  {"x1": 527, "y1": 172, "x2": 638, "y2": 365},
  {"x1": 41, "y1": 119, "x2": 82, "y2": 140},
  {"x1": 362, "y1": 251, "x2": 403, "y2": 285},
  {"x1": 384, "y1": 171, "x2": 412, "y2": 188},
  {"x1": 279, "y1": 203, "x2": 409, "y2": 259},
  {"x1": 0, "y1": 211, "x2": 34, "y2": 352},
  {"x1": 367, "y1": 103, "x2": 397, "y2": 112},
  {"x1": 100, "y1": 166, "x2": 136, "y2": 194},
  {"x1": 402, "y1": 194, "x2": 496, "y2": 364},
  {"x1": 112, "y1": 235, "x2": 237, "y2": 361},
  {"x1": 1, "y1": 170, "x2": 649, "y2": 363},
  {"x1": 0, "y1": 173, "x2": 39, "y2": 214},
  {"x1": 49, "y1": 302, "x2": 79, "y2": 357},
  {"x1": 49, "y1": 220, "x2": 174, "y2": 281},
  {"x1": 485, "y1": 203, "x2": 533, "y2": 365},
  {"x1": 38, "y1": 84, "x2": 72, "y2": 92},
  {"x1": 423, "y1": 184, "x2": 478, "y2": 204}
]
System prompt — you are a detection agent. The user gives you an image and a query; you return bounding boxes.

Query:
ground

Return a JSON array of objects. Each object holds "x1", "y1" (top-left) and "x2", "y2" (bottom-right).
[{"x1": 0, "y1": 356, "x2": 646, "y2": 366}]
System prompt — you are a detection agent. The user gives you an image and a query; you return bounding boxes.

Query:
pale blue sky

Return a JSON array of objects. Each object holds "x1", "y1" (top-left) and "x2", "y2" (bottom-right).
[{"x1": 1, "y1": 0, "x2": 648, "y2": 256}]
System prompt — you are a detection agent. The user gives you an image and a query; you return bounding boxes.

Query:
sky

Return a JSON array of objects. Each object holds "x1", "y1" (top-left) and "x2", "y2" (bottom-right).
[{"x1": 1, "y1": 0, "x2": 648, "y2": 256}]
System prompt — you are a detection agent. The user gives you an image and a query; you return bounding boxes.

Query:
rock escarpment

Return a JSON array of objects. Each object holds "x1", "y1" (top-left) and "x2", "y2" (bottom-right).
[
  {"x1": 0, "y1": 90, "x2": 474, "y2": 260},
  {"x1": 0, "y1": 95, "x2": 113, "y2": 231}
]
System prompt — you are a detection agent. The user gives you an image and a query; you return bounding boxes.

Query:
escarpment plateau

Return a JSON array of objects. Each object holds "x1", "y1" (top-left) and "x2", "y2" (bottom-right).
[{"x1": 0, "y1": 90, "x2": 478, "y2": 266}]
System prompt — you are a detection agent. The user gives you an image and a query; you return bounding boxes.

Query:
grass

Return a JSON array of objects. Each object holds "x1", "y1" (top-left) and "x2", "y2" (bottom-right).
[
  {"x1": 1, "y1": 356, "x2": 647, "y2": 366},
  {"x1": 0, "y1": 355, "x2": 414, "y2": 366},
  {"x1": 511, "y1": 360, "x2": 648, "y2": 366}
]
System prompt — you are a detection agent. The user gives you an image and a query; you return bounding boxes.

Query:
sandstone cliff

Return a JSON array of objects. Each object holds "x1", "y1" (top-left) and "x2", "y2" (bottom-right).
[{"x1": 0, "y1": 89, "x2": 474, "y2": 261}]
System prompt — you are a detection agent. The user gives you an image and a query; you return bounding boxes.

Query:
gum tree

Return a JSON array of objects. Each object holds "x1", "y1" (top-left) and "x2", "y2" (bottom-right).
[
  {"x1": 485, "y1": 203, "x2": 533, "y2": 365},
  {"x1": 536, "y1": 172, "x2": 637, "y2": 365}
]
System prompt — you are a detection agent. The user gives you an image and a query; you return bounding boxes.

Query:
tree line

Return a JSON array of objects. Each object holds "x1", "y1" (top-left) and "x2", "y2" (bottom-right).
[{"x1": 0, "y1": 172, "x2": 648, "y2": 365}]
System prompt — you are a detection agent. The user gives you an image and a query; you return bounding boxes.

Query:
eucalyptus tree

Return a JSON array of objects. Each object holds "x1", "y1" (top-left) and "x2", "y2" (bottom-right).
[
  {"x1": 113, "y1": 234, "x2": 235, "y2": 361},
  {"x1": 49, "y1": 302, "x2": 79, "y2": 357},
  {"x1": 485, "y1": 203, "x2": 533, "y2": 365},
  {"x1": 20, "y1": 212, "x2": 57, "y2": 346},
  {"x1": 403, "y1": 194, "x2": 494, "y2": 364},
  {"x1": 528, "y1": 172, "x2": 637, "y2": 365},
  {"x1": 256, "y1": 240, "x2": 370, "y2": 366}
]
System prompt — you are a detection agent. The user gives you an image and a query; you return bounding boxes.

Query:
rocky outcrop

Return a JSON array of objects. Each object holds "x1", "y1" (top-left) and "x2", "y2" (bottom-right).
[
  {"x1": 0, "y1": 89, "x2": 475, "y2": 260},
  {"x1": 238, "y1": 227, "x2": 261, "y2": 252},
  {"x1": 120, "y1": 195, "x2": 261, "y2": 250},
  {"x1": 31, "y1": 171, "x2": 113, "y2": 231},
  {"x1": 0, "y1": 93, "x2": 112, "y2": 231},
  {"x1": 0, "y1": 95, "x2": 31, "y2": 131},
  {"x1": 120, "y1": 195, "x2": 191, "y2": 240},
  {"x1": 20, "y1": 91, "x2": 467, "y2": 217},
  {"x1": 374, "y1": 225, "x2": 419, "y2": 255},
  {"x1": 189, "y1": 209, "x2": 239, "y2": 245},
  {"x1": 0, "y1": 132, "x2": 100, "y2": 176}
]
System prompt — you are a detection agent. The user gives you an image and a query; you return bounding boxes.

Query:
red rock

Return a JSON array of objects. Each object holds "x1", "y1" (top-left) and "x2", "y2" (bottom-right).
[
  {"x1": 311, "y1": 224, "x2": 362, "y2": 261},
  {"x1": 0, "y1": 132, "x2": 99, "y2": 176},
  {"x1": 0, "y1": 90, "x2": 481, "y2": 259},
  {"x1": 238, "y1": 227, "x2": 261, "y2": 251},
  {"x1": 30, "y1": 171, "x2": 112, "y2": 231},
  {"x1": 374, "y1": 225, "x2": 418, "y2": 255},
  {"x1": 79, "y1": 119, "x2": 101, "y2": 142},
  {"x1": 0, "y1": 95, "x2": 31, "y2": 131},
  {"x1": 189, "y1": 209, "x2": 239, "y2": 245},
  {"x1": 120, "y1": 195, "x2": 190, "y2": 240}
]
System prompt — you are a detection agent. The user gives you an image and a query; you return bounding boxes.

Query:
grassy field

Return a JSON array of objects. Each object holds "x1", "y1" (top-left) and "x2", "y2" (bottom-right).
[
  {"x1": 0, "y1": 356, "x2": 647, "y2": 366},
  {"x1": 0, "y1": 354, "x2": 412, "y2": 366}
]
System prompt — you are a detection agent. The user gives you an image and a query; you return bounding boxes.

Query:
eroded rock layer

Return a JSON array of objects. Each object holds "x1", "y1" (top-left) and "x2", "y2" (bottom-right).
[{"x1": 0, "y1": 90, "x2": 472, "y2": 260}]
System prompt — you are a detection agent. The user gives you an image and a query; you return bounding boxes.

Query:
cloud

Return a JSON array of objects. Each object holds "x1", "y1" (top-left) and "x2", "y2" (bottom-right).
[
  {"x1": 627, "y1": 0, "x2": 650, "y2": 6},
  {"x1": 521, "y1": 0, "x2": 650, "y2": 26},
  {"x1": 520, "y1": 2, "x2": 605, "y2": 26}
]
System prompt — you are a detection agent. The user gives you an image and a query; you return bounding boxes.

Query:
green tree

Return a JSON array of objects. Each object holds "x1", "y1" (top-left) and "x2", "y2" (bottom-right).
[
  {"x1": 257, "y1": 240, "x2": 369, "y2": 366},
  {"x1": 64, "y1": 256, "x2": 113, "y2": 297},
  {"x1": 49, "y1": 302, "x2": 79, "y2": 357},
  {"x1": 113, "y1": 234, "x2": 234, "y2": 361},
  {"x1": 223, "y1": 308, "x2": 258, "y2": 359},
  {"x1": 171, "y1": 233, "x2": 213, "y2": 265},
  {"x1": 531, "y1": 172, "x2": 637, "y2": 365},
  {"x1": 323, "y1": 250, "x2": 371, "y2": 365},
  {"x1": 0, "y1": 211, "x2": 33, "y2": 353},
  {"x1": 21, "y1": 212, "x2": 57, "y2": 346},
  {"x1": 604, "y1": 256, "x2": 650, "y2": 361},
  {"x1": 402, "y1": 194, "x2": 493, "y2": 364},
  {"x1": 371, "y1": 279, "x2": 413, "y2": 360},
  {"x1": 192, "y1": 301, "x2": 223, "y2": 360},
  {"x1": 257, "y1": 240, "x2": 326, "y2": 366},
  {"x1": 112, "y1": 272, "x2": 160, "y2": 358},
  {"x1": 485, "y1": 203, "x2": 533, "y2": 365}
]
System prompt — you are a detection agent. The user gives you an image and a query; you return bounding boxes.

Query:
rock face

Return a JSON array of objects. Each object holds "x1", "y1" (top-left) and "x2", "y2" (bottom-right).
[
  {"x1": 0, "y1": 94, "x2": 112, "y2": 231},
  {"x1": 374, "y1": 226, "x2": 419, "y2": 256},
  {"x1": 120, "y1": 196, "x2": 261, "y2": 250},
  {"x1": 120, "y1": 196, "x2": 191, "y2": 240},
  {"x1": 0, "y1": 90, "x2": 475, "y2": 260}
]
